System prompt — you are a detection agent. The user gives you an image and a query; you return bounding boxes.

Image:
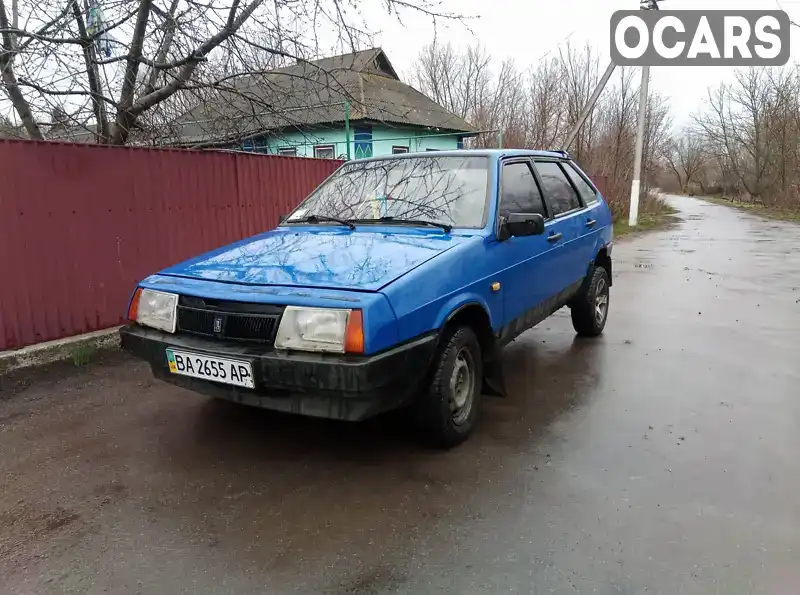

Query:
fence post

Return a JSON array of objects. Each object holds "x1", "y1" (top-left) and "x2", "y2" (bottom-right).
[{"x1": 344, "y1": 101, "x2": 351, "y2": 161}]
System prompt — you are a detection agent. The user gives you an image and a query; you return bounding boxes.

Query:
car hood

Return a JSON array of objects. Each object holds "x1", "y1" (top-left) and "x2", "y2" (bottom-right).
[{"x1": 158, "y1": 228, "x2": 475, "y2": 292}]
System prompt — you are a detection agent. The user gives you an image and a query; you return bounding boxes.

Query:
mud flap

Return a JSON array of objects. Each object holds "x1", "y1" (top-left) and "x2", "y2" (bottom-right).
[{"x1": 482, "y1": 355, "x2": 507, "y2": 397}]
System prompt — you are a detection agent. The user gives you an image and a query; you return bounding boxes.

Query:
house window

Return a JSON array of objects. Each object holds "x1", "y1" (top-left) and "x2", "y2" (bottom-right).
[
  {"x1": 392, "y1": 146, "x2": 409, "y2": 154},
  {"x1": 425, "y1": 148, "x2": 441, "y2": 151},
  {"x1": 314, "y1": 145, "x2": 335, "y2": 159},
  {"x1": 278, "y1": 147, "x2": 297, "y2": 156}
]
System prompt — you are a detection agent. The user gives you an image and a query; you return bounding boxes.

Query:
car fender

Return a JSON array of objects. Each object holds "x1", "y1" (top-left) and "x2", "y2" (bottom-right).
[
  {"x1": 434, "y1": 293, "x2": 495, "y2": 332},
  {"x1": 433, "y1": 294, "x2": 507, "y2": 398},
  {"x1": 587, "y1": 236, "x2": 614, "y2": 285},
  {"x1": 592, "y1": 235, "x2": 612, "y2": 260}
]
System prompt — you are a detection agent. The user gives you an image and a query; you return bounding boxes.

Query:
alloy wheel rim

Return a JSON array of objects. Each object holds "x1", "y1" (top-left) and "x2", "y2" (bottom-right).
[{"x1": 595, "y1": 278, "x2": 609, "y2": 326}]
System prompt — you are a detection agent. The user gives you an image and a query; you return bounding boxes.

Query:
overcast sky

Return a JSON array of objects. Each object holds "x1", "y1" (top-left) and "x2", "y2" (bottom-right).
[{"x1": 369, "y1": 0, "x2": 800, "y2": 128}]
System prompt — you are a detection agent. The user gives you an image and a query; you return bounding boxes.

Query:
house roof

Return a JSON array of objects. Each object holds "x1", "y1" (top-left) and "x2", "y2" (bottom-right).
[{"x1": 172, "y1": 48, "x2": 475, "y2": 146}]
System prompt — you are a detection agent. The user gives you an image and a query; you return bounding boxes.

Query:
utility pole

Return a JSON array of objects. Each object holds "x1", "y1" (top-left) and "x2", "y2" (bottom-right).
[
  {"x1": 629, "y1": 64, "x2": 650, "y2": 227},
  {"x1": 563, "y1": 61, "x2": 617, "y2": 152},
  {"x1": 629, "y1": 0, "x2": 660, "y2": 227}
]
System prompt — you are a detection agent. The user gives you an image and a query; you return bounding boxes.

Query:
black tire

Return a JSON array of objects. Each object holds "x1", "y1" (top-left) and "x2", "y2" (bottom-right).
[
  {"x1": 571, "y1": 266, "x2": 610, "y2": 337},
  {"x1": 415, "y1": 326, "x2": 483, "y2": 449}
]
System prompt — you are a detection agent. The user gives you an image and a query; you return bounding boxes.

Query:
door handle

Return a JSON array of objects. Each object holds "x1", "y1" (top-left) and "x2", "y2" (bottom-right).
[
  {"x1": 586, "y1": 219, "x2": 597, "y2": 228},
  {"x1": 547, "y1": 233, "x2": 563, "y2": 243}
]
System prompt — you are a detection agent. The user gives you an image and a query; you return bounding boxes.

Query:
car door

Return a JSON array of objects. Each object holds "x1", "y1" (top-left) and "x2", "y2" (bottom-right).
[
  {"x1": 562, "y1": 161, "x2": 606, "y2": 268},
  {"x1": 532, "y1": 159, "x2": 587, "y2": 292},
  {"x1": 490, "y1": 158, "x2": 562, "y2": 332}
]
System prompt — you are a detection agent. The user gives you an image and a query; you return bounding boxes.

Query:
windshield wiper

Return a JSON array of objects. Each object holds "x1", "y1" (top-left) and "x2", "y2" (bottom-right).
[
  {"x1": 351, "y1": 217, "x2": 452, "y2": 233},
  {"x1": 290, "y1": 214, "x2": 356, "y2": 230}
]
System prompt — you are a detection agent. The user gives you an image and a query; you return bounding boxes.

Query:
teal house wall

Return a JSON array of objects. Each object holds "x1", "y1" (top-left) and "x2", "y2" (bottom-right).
[{"x1": 235, "y1": 124, "x2": 465, "y2": 159}]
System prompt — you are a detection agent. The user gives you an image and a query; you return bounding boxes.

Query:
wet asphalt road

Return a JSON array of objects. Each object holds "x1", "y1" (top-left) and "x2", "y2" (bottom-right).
[{"x1": 1, "y1": 195, "x2": 799, "y2": 595}]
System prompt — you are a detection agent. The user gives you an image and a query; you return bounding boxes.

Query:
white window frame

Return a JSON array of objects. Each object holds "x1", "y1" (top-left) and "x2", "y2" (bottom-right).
[
  {"x1": 392, "y1": 146, "x2": 409, "y2": 154},
  {"x1": 277, "y1": 147, "x2": 297, "y2": 156},
  {"x1": 314, "y1": 145, "x2": 335, "y2": 159}
]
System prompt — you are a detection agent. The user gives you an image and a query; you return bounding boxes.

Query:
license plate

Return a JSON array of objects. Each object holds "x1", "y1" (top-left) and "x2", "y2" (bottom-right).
[{"x1": 165, "y1": 349, "x2": 254, "y2": 389}]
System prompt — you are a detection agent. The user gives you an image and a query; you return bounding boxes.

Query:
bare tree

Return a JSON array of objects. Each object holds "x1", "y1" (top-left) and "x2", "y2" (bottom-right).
[
  {"x1": 526, "y1": 56, "x2": 566, "y2": 149},
  {"x1": 558, "y1": 42, "x2": 600, "y2": 165},
  {"x1": 664, "y1": 128, "x2": 707, "y2": 193},
  {"x1": 0, "y1": 109, "x2": 18, "y2": 136},
  {"x1": 0, "y1": 0, "x2": 462, "y2": 145},
  {"x1": 691, "y1": 65, "x2": 800, "y2": 209}
]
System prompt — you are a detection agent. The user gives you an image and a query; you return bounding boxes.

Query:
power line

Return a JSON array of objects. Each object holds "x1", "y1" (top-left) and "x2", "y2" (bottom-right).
[{"x1": 775, "y1": 0, "x2": 800, "y2": 28}]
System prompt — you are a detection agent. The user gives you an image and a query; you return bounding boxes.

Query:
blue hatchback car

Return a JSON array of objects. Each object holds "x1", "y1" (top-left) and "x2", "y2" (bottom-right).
[{"x1": 121, "y1": 150, "x2": 613, "y2": 447}]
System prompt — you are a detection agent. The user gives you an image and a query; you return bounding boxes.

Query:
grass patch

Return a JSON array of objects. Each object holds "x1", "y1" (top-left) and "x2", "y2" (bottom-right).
[
  {"x1": 613, "y1": 202, "x2": 679, "y2": 240},
  {"x1": 701, "y1": 196, "x2": 800, "y2": 223},
  {"x1": 71, "y1": 345, "x2": 96, "y2": 367}
]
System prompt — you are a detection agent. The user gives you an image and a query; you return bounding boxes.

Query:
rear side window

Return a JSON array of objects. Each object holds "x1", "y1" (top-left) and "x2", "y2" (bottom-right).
[
  {"x1": 535, "y1": 161, "x2": 582, "y2": 216},
  {"x1": 500, "y1": 162, "x2": 547, "y2": 218},
  {"x1": 563, "y1": 163, "x2": 598, "y2": 205}
]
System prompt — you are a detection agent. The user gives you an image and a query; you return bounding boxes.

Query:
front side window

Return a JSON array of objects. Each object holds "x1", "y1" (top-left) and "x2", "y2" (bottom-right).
[
  {"x1": 392, "y1": 146, "x2": 409, "y2": 154},
  {"x1": 535, "y1": 161, "x2": 582, "y2": 216},
  {"x1": 278, "y1": 147, "x2": 297, "y2": 157},
  {"x1": 286, "y1": 156, "x2": 490, "y2": 229},
  {"x1": 500, "y1": 162, "x2": 547, "y2": 218}
]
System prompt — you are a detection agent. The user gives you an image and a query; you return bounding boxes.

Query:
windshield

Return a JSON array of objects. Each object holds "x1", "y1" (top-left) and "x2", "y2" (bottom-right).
[{"x1": 286, "y1": 155, "x2": 490, "y2": 229}]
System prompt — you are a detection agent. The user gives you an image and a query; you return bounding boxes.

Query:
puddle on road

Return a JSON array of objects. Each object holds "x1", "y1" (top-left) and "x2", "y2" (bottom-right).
[{"x1": 697, "y1": 268, "x2": 721, "y2": 277}]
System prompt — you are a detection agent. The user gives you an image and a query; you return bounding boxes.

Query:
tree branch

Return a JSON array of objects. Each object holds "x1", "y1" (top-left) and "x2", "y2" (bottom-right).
[
  {"x1": 9, "y1": 0, "x2": 15, "y2": 47},
  {"x1": 0, "y1": 9, "x2": 137, "y2": 47},
  {"x1": 130, "y1": 0, "x2": 263, "y2": 117},
  {"x1": 93, "y1": 50, "x2": 202, "y2": 69},
  {"x1": 17, "y1": 3, "x2": 72, "y2": 51},
  {"x1": 111, "y1": 0, "x2": 153, "y2": 144},
  {"x1": 0, "y1": 0, "x2": 42, "y2": 139},
  {"x1": 227, "y1": 0, "x2": 241, "y2": 28},
  {"x1": 17, "y1": 77, "x2": 117, "y2": 105},
  {"x1": 142, "y1": 0, "x2": 180, "y2": 95},
  {"x1": 72, "y1": 0, "x2": 109, "y2": 142}
]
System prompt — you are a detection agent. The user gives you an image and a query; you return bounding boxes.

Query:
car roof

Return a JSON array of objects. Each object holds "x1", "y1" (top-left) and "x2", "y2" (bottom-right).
[{"x1": 351, "y1": 148, "x2": 572, "y2": 163}]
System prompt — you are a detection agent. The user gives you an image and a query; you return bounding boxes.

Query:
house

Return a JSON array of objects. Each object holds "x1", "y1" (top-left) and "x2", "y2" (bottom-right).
[{"x1": 172, "y1": 48, "x2": 476, "y2": 158}]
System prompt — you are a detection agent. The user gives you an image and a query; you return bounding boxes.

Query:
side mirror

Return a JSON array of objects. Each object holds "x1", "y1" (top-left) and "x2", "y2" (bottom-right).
[
  {"x1": 499, "y1": 212, "x2": 545, "y2": 240},
  {"x1": 278, "y1": 214, "x2": 287, "y2": 224}
]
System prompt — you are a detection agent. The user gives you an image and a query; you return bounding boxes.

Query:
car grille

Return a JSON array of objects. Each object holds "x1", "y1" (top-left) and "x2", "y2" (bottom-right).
[{"x1": 176, "y1": 296, "x2": 284, "y2": 345}]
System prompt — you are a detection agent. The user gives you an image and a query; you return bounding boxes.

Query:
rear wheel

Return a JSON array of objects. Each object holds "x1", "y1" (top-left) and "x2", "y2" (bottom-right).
[
  {"x1": 571, "y1": 266, "x2": 610, "y2": 337},
  {"x1": 415, "y1": 326, "x2": 483, "y2": 448}
]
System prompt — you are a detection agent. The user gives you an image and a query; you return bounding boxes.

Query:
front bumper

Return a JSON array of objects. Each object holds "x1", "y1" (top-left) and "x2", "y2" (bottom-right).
[{"x1": 120, "y1": 324, "x2": 437, "y2": 421}]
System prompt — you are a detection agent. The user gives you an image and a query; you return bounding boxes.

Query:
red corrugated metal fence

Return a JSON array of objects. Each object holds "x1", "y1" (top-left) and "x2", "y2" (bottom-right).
[{"x1": 0, "y1": 140, "x2": 342, "y2": 351}]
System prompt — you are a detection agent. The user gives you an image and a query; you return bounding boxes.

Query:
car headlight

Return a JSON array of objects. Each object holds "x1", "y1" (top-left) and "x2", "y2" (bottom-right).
[
  {"x1": 129, "y1": 288, "x2": 178, "y2": 333},
  {"x1": 274, "y1": 307, "x2": 363, "y2": 353}
]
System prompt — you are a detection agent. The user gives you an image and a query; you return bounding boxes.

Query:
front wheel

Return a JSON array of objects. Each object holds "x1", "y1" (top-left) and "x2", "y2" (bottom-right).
[
  {"x1": 571, "y1": 267, "x2": 610, "y2": 337},
  {"x1": 414, "y1": 327, "x2": 483, "y2": 448}
]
